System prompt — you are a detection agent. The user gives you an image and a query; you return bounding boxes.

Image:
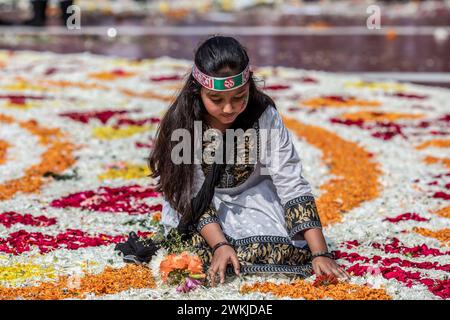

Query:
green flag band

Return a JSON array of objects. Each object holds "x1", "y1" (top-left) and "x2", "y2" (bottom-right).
[{"x1": 192, "y1": 64, "x2": 250, "y2": 91}]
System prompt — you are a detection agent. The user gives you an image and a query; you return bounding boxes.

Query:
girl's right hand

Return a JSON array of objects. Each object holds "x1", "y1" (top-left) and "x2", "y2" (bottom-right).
[{"x1": 207, "y1": 245, "x2": 240, "y2": 287}]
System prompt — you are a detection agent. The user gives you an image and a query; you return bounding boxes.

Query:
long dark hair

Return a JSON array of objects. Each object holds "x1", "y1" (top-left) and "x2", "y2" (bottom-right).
[{"x1": 149, "y1": 36, "x2": 276, "y2": 228}]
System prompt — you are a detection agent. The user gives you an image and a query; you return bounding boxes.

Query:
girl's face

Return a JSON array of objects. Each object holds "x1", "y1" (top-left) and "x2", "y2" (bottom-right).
[{"x1": 200, "y1": 83, "x2": 250, "y2": 129}]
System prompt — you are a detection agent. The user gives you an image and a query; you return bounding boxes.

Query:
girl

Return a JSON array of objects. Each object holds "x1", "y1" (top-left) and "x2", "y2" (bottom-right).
[{"x1": 149, "y1": 35, "x2": 350, "y2": 286}]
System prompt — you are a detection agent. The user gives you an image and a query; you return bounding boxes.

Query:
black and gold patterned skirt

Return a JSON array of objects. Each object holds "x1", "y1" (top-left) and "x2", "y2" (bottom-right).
[{"x1": 187, "y1": 231, "x2": 313, "y2": 277}]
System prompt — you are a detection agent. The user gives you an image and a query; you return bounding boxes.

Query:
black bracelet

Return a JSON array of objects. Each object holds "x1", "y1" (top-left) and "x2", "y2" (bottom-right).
[
  {"x1": 311, "y1": 251, "x2": 334, "y2": 260},
  {"x1": 212, "y1": 241, "x2": 233, "y2": 254}
]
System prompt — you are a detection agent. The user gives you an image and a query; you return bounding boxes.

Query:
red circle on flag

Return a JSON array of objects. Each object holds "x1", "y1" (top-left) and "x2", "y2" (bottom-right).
[{"x1": 224, "y1": 79, "x2": 235, "y2": 88}]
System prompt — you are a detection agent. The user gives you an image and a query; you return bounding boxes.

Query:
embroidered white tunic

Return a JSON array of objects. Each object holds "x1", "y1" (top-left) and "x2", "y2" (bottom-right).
[{"x1": 161, "y1": 106, "x2": 322, "y2": 275}]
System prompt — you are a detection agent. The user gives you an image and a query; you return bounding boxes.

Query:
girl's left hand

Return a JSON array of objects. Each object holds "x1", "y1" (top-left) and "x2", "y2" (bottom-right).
[{"x1": 312, "y1": 256, "x2": 351, "y2": 280}]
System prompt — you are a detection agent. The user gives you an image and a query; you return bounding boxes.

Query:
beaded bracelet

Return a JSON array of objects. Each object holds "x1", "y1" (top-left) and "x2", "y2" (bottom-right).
[
  {"x1": 212, "y1": 241, "x2": 233, "y2": 254},
  {"x1": 311, "y1": 251, "x2": 334, "y2": 260}
]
